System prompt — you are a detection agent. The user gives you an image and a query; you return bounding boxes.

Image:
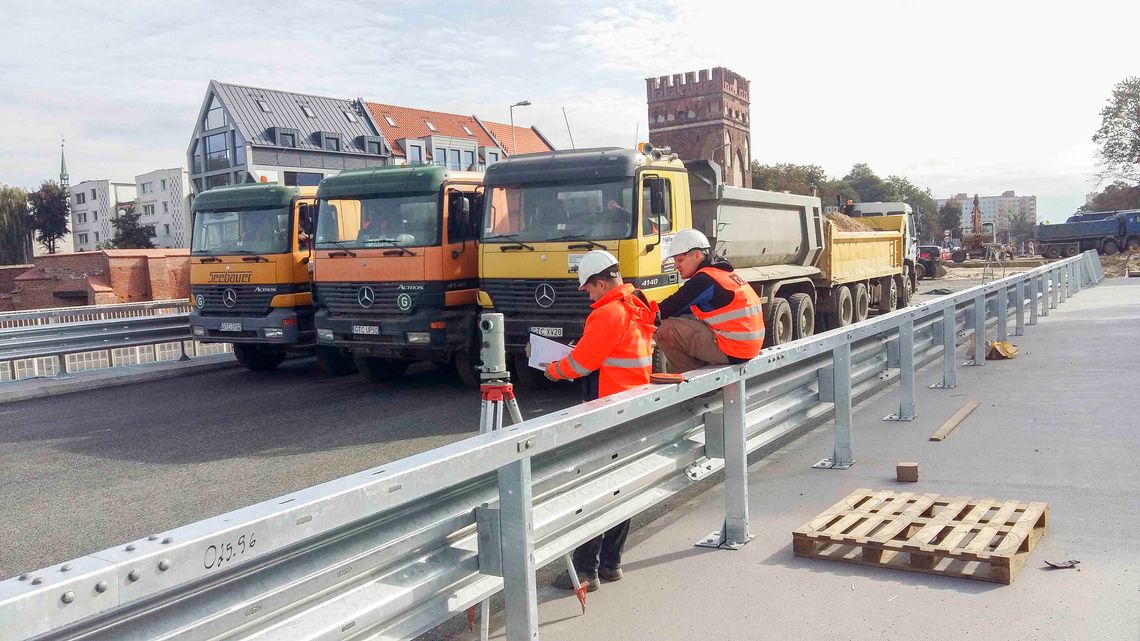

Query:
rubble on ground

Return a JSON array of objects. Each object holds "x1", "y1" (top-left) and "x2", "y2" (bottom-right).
[
  {"x1": 1100, "y1": 250, "x2": 1140, "y2": 278},
  {"x1": 824, "y1": 212, "x2": 874, "y2": 232}
]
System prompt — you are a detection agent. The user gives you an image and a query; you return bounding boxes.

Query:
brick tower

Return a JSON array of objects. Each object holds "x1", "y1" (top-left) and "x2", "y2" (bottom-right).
[{"x1": 645, "y1": 67, "x2": 751, "y2": 187}]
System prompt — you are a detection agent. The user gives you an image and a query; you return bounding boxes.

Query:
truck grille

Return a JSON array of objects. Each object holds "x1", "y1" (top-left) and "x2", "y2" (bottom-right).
[
  {"x1": 191, "y1": 285, "x2": 275, "y2": 316},
  {"x1": 314, "y1": 282, "x2": 425, "y2": 315},
  {"x1": 481, "y1": 279, "x2": 589, "y2": 315}
]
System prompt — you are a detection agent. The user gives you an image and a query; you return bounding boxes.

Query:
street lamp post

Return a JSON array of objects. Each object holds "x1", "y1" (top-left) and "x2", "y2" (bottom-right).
[{"x1": 509, "y1": 100, "x2": 531, "y2": 156}]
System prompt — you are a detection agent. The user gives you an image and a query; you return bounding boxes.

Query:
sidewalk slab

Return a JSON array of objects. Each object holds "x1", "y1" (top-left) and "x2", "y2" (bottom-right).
[{"x1": 480, "y1": 278, "x2": 1140, "y2": 641}]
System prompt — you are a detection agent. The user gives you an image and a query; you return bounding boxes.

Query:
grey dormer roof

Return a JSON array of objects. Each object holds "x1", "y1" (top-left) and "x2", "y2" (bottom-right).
[{"x1": 210, "y1": 80, "x2": 386, "y2": 156}]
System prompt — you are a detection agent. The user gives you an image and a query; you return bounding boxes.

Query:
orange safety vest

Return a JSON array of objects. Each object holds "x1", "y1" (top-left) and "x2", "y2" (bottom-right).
[
  {"x1": 546, "y1": 283, "x2": 656, "y2": 398},
  {"x1": 689, "y1": 267, "x2": 765, "y2": 360}
]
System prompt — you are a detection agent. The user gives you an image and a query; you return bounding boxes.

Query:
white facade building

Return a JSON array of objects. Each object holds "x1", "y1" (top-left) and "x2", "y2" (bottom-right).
[
  {"x1": 135, "y1": 168, "x2": 192, "y2": 247},
  {"x1": 935, "y1": 190, "x2": 1037, "y2": 236},
  {"x1": 68, "y1": 180, "x2": 137, "y2": 252}
]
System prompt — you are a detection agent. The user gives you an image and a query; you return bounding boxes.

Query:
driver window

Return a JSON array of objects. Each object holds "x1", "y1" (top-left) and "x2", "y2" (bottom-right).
[
  {"x1": 642, "y1": 179, "x2": 673, "y2": 235},
  {"x1": 447, "y1": 191, "x2": 478, "y2": 243}
]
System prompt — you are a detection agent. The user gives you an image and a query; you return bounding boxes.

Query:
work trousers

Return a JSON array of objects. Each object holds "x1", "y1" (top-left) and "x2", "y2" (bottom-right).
[
  {"x1": 572, "y1": 519, "x2": 631, "y2": 575},
  {"x1": 656, "y1": 316, "x2": 731, "y2": 373}
]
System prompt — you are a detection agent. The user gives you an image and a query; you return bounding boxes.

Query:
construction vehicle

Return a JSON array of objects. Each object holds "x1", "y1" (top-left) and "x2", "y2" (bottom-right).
[
  {"x1": 189, "y1": 184, "x2": 352, "y2": 373},
  {"x1": 842, "y1": 200, "x2": 919, "y2": 301},
  {"x1": 312, "y1": 165, "x2": 484, "y2": 385},
  {"x1": 1036, "y1": 209, "x2": 1140, "y2": 258},
  {"x1": 478, "y1": 145, "x2": 907, "y2": 385},
  {"x1": 951, "y1": 195, "x2": 997, "y2": 263}
]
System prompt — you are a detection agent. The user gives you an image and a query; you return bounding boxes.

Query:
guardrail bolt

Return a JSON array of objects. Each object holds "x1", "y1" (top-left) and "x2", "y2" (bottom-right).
[
  {"x1": 125, "y1": 544, "x2": 136, "y2": 552},
  {"x1": 17, "y1": 573, "x2": 28, "y2": 581},
  {"x1": 148, "y1": 534, "x2": 159, "y2": 541},
  {"x1": 127, "y1": 570, "x2": 140, "y2": 582},
  {"x1": 162, "y1": 537, "x2": 173, "y2": 544},
  {"x1": 61, "y1": 591, "x2": 76, "y2": 604},
  {"x1": 95, "y1": 580, "x2": 109, "y2": 593},
  {"x1": 60, "y1": 564, "x2": 72, "y2": 573},
  {"x1": 158, "y1": 560, "x2": 170, "y2": 572},
  {"x1": 31, "y1": 577, "x2": 43, "y2": 585}
]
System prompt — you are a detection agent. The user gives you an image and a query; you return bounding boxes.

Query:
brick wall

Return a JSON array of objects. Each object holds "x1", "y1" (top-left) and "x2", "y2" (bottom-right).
[
  {"x1": 0, "y1": 264, "x2": 31, "y2": 311},
  {"x1": 7, "y1": 250, "x2": 192, "y2": 311},
  {"x1": 108, "y1": 256, "x2": 151, "y2": 302},
  {"x1": 145, "y1": 255, "x2": 191, "y2": 301},
  {"x1": 11, "y1": 253, "x2": 108, "y2": 310}
]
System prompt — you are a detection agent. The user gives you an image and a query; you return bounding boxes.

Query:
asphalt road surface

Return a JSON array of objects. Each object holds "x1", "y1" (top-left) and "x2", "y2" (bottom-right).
[{"x1": 0, "y1": 360, "x2": 580, "y2": 579}]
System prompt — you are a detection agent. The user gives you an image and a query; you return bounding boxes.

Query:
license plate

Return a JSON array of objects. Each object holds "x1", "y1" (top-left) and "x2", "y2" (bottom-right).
[
  {"x1": 530, "y1": 326, "x2": 563, "y2": 338},
  {"x1": 352, "y1": 325, "x2": 380, "y2": 335},
  {"x1": 219, "y1": 322, "x2": 242, "y2": 332}
]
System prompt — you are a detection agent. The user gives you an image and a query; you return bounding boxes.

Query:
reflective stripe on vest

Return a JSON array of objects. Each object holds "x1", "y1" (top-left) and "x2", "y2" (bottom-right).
[
  {"x1": 689, "y1": 267, "x2": 764, "y2": 360},
  {"x1": 566, "y1": 353, "x2": 592, "y2": 376},
  {"x1": 714, "y1": 328, "x2": 766, "y2": 341},
  {"x1": 701, "y1": 303, "x2": 765, "y2": 326},
  {"x1": 603, "y1": 355, "x2": 653, "y2": 369}
]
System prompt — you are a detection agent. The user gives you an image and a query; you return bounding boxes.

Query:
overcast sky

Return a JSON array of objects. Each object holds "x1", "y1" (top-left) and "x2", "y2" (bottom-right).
[{"x1": 2, "y1": 0, "x2": 1136, "y2": 221}]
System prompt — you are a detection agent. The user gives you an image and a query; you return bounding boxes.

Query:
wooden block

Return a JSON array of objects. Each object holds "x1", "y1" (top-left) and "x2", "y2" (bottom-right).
[
  {"x1": 896, "y1": 462, "x2": 919, "y2": 482},
  {"x1": 930, "y1": 401, "x2": 981, "y2": 441}
]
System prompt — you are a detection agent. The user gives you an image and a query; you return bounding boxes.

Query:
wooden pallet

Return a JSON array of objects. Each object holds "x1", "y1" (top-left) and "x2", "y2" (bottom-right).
[{"x1": 792, "y1": 488, "x2": 1048, "y2": 584}]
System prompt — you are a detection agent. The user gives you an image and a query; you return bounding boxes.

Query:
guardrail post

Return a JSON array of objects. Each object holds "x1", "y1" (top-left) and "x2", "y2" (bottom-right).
[
  {"x1": 1028, "y1": 276, "x2": 1038, "y2": 326},
  {"x1": 968, "y1": 293, "x2": 986, "y2": 366},
  {"x1": 996, "y1": 287, "x2": 1009, "y2": 341},
  {"x1": 884, "y1": 318, "x2": 915, "y2": 421},
  {"x1": 698, "y1": 379, "x2": 753, "y2": 548},
  {"x1": 814, "y1": 343, "x2": 853, "y2": 469},
  {"x1": 931, "y1": 307, "x2": 957, "y2": 389},
  {"x1": 1059, "y1": 265, "x2": 1068, "y2": 304},
  {"x1": 498, "y1": 456, "x2": 539, "y2": 641},
  {"x1": 1014, "y1": 280, "x2": 1026, "y2": 335},
  {"x1": 1074, "y1": 260, "x2": 1083, "y2": 293}
]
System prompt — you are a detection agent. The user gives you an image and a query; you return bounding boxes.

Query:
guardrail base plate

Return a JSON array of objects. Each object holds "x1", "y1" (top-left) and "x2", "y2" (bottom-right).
[
  {"x1": 882, "y1": 413, "x2": 915, "y2": 422},
  {"x1": 813, "y1": 457, "x2": 855, "y2": 470},
  {"x1": 695, "y1": 530, "x2": 754, "y2": 550},
  {"x1": 929, "y1": 382, "x2": 956, "y2": 389}
]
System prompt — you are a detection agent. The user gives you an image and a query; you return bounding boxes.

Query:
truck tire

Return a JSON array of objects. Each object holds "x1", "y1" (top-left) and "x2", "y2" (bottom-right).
[
  {"x1": 233, "y1": 344, "x2": 286, "y2": 372},
  {"x1": 765, "y1": 297, "x2": 793, "y2": 347},
  {"x1": 788, "y1": 293, "x2": 814, "y2": 340},
  {"x1": 897, "y1": 273, "x2": 912, "y2": 308},
  {"x1": 1102, "y1": 240, "x2": 1120, "y2": 255},
  {"x1": 1045, "y1": 246, "x2": 1060, "y2": 259},
  {"x1": 951, "y1": 250, "x2": 967, "y2": 264},
  {"x1": 852, "y1": 283, "x2": 870, "y2": 323},
  {"x1": 915, "y1": 263, "x2": 927, "y2": 281},
  {"x1": 454, "y1": 349, "x2": 482, "y2": 388},
  {"x1": 355, "y1": 355, "x2": 409, "y2": 382},
  {"x1": 316, "y1": 346, "x2": 357, "y2": 376},
  {"x1": 878, "y1": 277, "x2": 898, "y2": 313},
  {"x1": 1063, "y1": 245, "x2": 1078, "y2": 257},
  {"x1": 826, "y1": 286, "x2": 853, "y2": 328}
]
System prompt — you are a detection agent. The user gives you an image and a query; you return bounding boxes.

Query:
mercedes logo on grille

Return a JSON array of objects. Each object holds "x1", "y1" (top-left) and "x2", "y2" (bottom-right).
[
  {"x1": 357, "y1": 286, "x2": 376, "y2": 308},
  {"x1": 534, "y1": 283, "x2": 556, "y2": 309},
  {"x1": 222, "y1": 288, "x2": 238, "y2": 308}
]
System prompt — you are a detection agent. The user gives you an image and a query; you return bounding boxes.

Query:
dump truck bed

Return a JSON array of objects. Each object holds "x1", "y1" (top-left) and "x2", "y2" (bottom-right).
[{"x1": 816, "y1": 219, "x2": 904, "y2": 286}]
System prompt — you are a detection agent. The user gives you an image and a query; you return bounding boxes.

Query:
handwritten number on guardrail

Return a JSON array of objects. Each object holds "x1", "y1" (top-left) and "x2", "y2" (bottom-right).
[{"x1": 203, "y1": 532, "x2": 256, "y2": 570}]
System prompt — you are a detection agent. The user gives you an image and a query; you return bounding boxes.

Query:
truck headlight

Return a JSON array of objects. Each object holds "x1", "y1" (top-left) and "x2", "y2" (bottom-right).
[
  {"x1": 317, "y1": 328, "x2": 334, "y2": 341},
  {"x1": 192, "y1": 326, "x2": 205, "y2": 336},
  {"x1": 406, "y1": 332, "x2": 431, "y2": 344},
  {"x1": 263, "y1": 328, "x2": 285, "y2": 338}
]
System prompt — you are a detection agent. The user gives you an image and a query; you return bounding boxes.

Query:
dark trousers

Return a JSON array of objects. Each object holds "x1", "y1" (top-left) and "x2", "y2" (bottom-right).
[{"x1": 572, "y1": 519, "x2": 630, "y2": 575}]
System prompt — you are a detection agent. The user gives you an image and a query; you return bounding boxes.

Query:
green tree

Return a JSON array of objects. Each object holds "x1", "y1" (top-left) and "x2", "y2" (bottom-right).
[
  {"x1": 843, "y1": 164, "x2": 896, "y2": 202},
  {"x1": 750, "y1": 162, "x2": 828, "y2": 196},
  {"x1": 1092, "y1": 76, "x2": 1140, "y2": 184},
  {"x1": 886, "y1": 175, "x2": 939, "y2": 240},
  {"x1": 1081, "y1": 181, "x2": 1140, "y2": 212},
  {"x1": 0, "y1": 184, "x2": 33, "y2": 265},
  {"x1": 938, "y1": 200, "x2": 963, "y2": 240},
  {"x1": 1007, "y1": 209, "x2": 1036, "y2": 242},
  {"x1": 27, "y1": 180, "x2": 69, "y2": 254},
  {"x1": 109, "y1": 203, "x2": 156, "y2": 249}
]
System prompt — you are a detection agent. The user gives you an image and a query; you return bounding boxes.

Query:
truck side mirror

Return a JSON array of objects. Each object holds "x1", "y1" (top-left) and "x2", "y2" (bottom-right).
[
  {"x1": 298, "y1": 203, "x2": 315, "y2": 235},
  {"x1": 649, "y1": 178, "x2": 666, "y2": 216}
]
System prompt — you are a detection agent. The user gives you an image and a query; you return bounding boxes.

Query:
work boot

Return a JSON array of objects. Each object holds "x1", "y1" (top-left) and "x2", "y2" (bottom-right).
[
  {"x1": 552, "y1": 570, "x2": 600, "y2": 592},
  {"x1": 598, "y1": 566, "x2": 624, "y2": 582}
]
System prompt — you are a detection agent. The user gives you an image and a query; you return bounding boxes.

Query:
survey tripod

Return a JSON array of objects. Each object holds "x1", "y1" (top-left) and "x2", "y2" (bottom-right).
[{"x1": 470, "y1": 314, "x2": 588, "y2": 639}]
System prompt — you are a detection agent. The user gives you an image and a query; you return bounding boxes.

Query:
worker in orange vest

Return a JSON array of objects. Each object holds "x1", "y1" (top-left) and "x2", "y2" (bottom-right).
[
  {"x1": 655, "y1": 228, "x2": 765, "y2": 372},
  {"x1": 545, "y1": 249, "x2": 656, "y2": 591}
]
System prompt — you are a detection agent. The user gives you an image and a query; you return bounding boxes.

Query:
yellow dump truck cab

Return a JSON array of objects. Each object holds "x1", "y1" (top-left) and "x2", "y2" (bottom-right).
[
  {"x1": 313, "y1": 165, "x2": 484, "y2": 386},
  {"x1": 478, "y1": 147, "x2": 689, "y2": 379},
  {"x1": 189, "y1": 184, "x2": 317, "y2": 372}
]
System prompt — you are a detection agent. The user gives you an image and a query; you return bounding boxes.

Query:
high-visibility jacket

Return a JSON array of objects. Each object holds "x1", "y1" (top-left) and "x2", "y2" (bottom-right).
[
  {"x1": 546, "y1": 283, "x2": 656, "y2": 398},
  {"x1": 688, "y1": 267, "x2": 765, "y2": 360}
]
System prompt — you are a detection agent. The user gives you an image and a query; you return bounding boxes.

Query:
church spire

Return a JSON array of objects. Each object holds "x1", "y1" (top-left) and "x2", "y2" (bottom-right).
[{"x1": 60, "y1": 136, "x2": 70, "y2": 188}]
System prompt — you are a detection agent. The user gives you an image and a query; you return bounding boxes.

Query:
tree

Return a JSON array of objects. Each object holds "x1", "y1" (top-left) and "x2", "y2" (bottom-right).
[
  {"x1": 1081, "y1": 181, "x2": 1140, "y2": 212},
  {"x1": 886, "y1": 175, "x2": 939, "y2": 241},
  {"x1": 109, "y1": 203, "x2": 156, "y2": 249},
  {"x1": 1092, "y1": 76, "x2": 1140, "y2": 184},
  {"x1": 842, "y1": 163, "x2": 896, "y2": 203},
  {"x1": 0, "y1": 184, "x2": 33, "y2": 265},
  {"x1": 938, "y1": 200, "x2": 963, "y2": 240},
  {"x1": 750, "y1": 162, "x2": 828, "y2": 196},
  {"x1": 27, "y1": 180, "x2": 69, "y2": 254},
  {"x1": 1007, "y1": 209, "x2": 1035, "y2": 243}
]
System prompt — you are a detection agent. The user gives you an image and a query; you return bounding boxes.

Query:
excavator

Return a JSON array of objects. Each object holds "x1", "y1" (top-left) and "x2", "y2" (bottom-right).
[{"x1": 951, "y1": 195, "x2": 1002, "y2": 263}]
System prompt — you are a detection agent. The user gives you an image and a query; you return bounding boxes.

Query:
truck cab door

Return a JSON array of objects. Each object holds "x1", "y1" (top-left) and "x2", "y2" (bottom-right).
[
  {"x1": 635, "y1": 174, "x2": 680, "y2": 298},
  {"x1": 443, "y1": 188, "x2": 479, "y2": 305}
]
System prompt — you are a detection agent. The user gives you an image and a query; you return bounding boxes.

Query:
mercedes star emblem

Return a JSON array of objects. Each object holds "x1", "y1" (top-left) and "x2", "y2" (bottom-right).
[
  {"x1": 222, "y1": 288, "x2": 238, "y2": 308},
  {"x1": 358, "y1": 286, "x2": 376, "y2": 308},
  {"x1": 534, "y1": 283, "x2": 556, "y2": 309}
]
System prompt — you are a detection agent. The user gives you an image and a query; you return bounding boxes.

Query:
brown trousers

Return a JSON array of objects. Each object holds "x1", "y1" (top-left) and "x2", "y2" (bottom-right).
[{"x1": 656, "y1": 317, "x2": 731, "y2": 373}]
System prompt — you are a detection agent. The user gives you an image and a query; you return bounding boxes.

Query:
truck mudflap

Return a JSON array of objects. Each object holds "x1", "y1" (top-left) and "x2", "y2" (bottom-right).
[
  {"x1": 189, "y1": 306, "x2": 314, "y2": 345},
  {"x1": 315, "y1": 307, "x2": 476, "y2": 361}
]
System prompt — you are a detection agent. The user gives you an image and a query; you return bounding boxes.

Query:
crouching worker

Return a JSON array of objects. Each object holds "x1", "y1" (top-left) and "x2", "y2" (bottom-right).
[
  {"x1": 656, "y1": 228, "x2": 765, "y2": 372},
  {"x1": 544, "y1": 250, "x2": 656, "y2": 591}
]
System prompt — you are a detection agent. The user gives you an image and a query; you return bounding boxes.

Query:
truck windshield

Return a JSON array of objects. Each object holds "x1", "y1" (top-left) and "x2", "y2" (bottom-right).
[
  {"x1": 482, "y1": 179, "x2": 634, "y2": 242},
  {"x1": 315, "y1": 193, "x2": 439, "y2": 249},
  {"x1": 191, "y1": 207, "x2": 291, "y2": 255}
]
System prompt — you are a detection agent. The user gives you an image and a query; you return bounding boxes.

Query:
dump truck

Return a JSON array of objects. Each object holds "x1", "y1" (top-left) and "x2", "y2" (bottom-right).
[
  {"x1": 1036, "y1": 209, "x2": 1140, "y2": 258},
  {"x1": 189, "y1": 184, "x2": 353, "y2": 373},
  {"x1": 312, "y1": 165, "x2": 484, "y2": 385},
  {"x1": 478, "y1": 145, "x2": 907, "y2": 385},
  {"x1": 844, "y1": 201, "x2": 919, "y2": 299}
]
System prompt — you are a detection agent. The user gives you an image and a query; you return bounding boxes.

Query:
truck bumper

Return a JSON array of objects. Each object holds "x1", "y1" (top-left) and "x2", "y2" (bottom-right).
[
  {"x1": 315, "y1": 308, "x2": 476, "y2": 361},
  {"x1": 189, "y1": 307, "x2": 315, "y2": 346}
]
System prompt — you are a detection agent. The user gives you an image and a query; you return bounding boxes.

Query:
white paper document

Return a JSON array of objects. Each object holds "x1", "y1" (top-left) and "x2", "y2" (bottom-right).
[{"x1": 528, "y1": 333, "x2": 573, "y2": 370}]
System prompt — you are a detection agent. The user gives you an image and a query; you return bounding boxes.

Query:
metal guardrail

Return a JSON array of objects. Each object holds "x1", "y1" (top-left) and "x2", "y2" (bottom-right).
[
  {"x1": 0, "y1": 300, "x2": 190, "y2": 329},
  {"x1": 0, "y1": 252, "x2": 1102, "y2": 641}
]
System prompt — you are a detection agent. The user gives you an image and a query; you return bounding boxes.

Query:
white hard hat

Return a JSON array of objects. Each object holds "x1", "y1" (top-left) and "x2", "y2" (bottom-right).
[
  {"x1": 577, "y1": 250, "x2": 619, "y2": 289},
  {"x1": 667, "y1": 228, "x2": 711, "y2": 258}
]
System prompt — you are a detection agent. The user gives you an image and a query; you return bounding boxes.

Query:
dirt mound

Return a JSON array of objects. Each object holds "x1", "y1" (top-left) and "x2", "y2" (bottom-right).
[
  {"x1": 825, "y1": 212, "x2": 874, "y2": 232},
  {"x1": 1100, "y1": 250, "x2": 1140, "y2": 278}
]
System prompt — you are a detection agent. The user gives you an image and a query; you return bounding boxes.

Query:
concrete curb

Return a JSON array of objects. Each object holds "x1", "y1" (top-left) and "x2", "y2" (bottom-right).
[{"x1": 0, "y1": 355, "x2": 238, "y2": 405}]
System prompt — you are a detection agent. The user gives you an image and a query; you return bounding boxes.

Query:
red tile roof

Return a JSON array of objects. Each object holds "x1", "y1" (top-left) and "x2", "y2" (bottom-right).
[
  {"x1": 475, "y1": 119, "x2": 554, "y2": 156},
  {"x1": 366, "y1": 102, "x2": 492, "y2": 157}
]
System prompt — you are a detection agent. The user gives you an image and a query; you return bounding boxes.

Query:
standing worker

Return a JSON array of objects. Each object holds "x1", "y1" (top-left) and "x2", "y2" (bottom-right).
[
  {"x1": 544, "y1": 250, "x2": 656, "y2": 591},
  {"x1": 655, "y1": 228, "x2": 765, "y2": 372}
]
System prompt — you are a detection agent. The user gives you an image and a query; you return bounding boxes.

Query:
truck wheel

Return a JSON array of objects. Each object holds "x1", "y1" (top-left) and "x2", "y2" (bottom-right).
[
  {"x1": 454, "y1": 349, "x2": 482, "y2": 388},
  {"x1": 951, "y1": 250, "x2": 967, "y2": 264},
  {"x1": 788, "y1": 293, "x2": 814, "y2": 340},
  {"x1": 897, "y1": 274, "x2": 912, "y2": 308},
  {"x1": 316, "y1": 346, "x2": 357, "y2": 376},
  {"x1": 1063, "y1": 245, "x2": 1078, "y2": 257},
  {"x1": 852, "y1": 283, "x2": 870, "y2": 323},
  {"x1": 915, "y1": 263, "x2": 927, "y2": 281},
  {"x1": 878, "y1": 277, "x2": 898, "y2": 313},
  {"x1": 233, "y1": 344, "x2": 286, "y2": 372},
  {"x1": 826, "y1": 286, "x2": 853, "y2": 328},
  {"x1": 765, "y1": 297, "x2": 793, "y2": 347},
  {"x1": 1045, "y1": 246, "x2": 1060, "y2": 259},
  {"x1": 355, "y1": 356, "x2": 409, "y2": 382},
  {"x1": 1102, "y1": 240, "x2": 1120, "y2": 255}
]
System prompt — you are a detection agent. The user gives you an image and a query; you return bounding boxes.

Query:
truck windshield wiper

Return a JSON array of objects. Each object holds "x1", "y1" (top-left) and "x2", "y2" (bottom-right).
[
  {"x1": 193, "y1": 249, "x2": 222, "y2": 263},
  {"x1": 232, "y1": 249, "x2": 269, "y2": 262},
  {"x1": 550, "y1": 234, "x2": 606, "y2": 250},
  {"x1": 321, "y1": 241, "x2": 357, "y2": 258},
  {"x1": 485, "y1": 233, "x2": 535, "y2": 251},
  {"x1": 367, "y1": 238, "x2": 415, "y2": 256}
]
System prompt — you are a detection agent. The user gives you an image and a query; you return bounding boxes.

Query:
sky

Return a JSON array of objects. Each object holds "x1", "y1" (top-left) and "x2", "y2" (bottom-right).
[{"x1": 1, "y1": 0, "x2": 1136, "y2": 222}]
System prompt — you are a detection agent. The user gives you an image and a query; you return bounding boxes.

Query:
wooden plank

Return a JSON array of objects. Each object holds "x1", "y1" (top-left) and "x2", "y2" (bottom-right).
[{"x1": 930, "y1": 401, "x2": 981, "y2": 441}]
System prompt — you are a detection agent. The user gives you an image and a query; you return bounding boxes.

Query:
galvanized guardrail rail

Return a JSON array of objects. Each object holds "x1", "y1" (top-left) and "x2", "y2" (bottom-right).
[{"x1": 0, "y1": 252, "x2": 1103, "y2": 641}]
